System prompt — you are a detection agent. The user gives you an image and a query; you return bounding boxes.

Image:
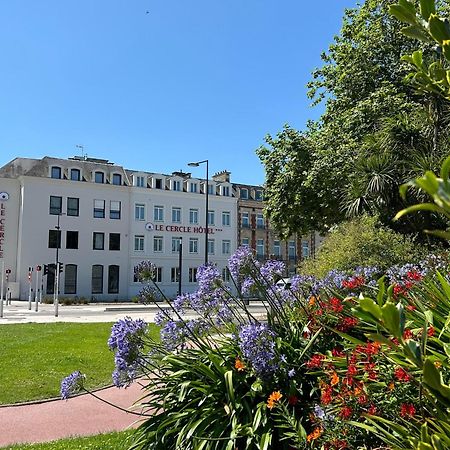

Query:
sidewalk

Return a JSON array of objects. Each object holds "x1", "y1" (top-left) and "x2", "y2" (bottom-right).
[{"x1": 0, "y1": 382, "x2": 145, "y2": 448}]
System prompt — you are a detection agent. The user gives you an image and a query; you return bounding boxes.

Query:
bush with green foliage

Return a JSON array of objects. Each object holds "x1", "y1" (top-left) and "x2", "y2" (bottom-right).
[{"x1": 300, "y1": 216, "x2": 428, "y2": 278}]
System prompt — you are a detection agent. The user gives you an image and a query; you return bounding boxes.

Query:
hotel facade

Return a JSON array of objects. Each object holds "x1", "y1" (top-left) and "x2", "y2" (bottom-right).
[{"x1": 0, "y1": 156, "x2": 320, "y2": 301}]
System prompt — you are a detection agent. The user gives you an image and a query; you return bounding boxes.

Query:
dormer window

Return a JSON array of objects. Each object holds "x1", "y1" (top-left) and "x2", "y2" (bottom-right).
[
  {"x1": 255, "y1": 190, "x2": 263, "y2": 201},
  {"x1": 135, "y1": 175, "x2": 145, "y2": 187},
  {"x1": 208, "y1": 184, "x2": 215, "y2": 195},
  {"x1": 190, "y1": 182, "x2": 198, "y2": 193},
  {"x1": 70, "y1": 169, "x2": 81, "y2": 181},
  {"x1": 94, "y1": 171, "x2": 104, "y2": 184},
  {"x1": 240, "y1": 188, "x2": 248, "y2": 200},
  {"x1": 221, "y1": 185, "x2": 230, "y2": 196},
  {"x1": 51, "y1": 166, "x2": 62, "y2": 179},
  {"x1": 172, "y1": 180, "x2": 181, "y2": 191},
  {"x1": 155, "y1": 178, "x2": 163, "y2": 189},
  {"x1": 112, "y1": 174, "x2": 122, "y2": 186}
]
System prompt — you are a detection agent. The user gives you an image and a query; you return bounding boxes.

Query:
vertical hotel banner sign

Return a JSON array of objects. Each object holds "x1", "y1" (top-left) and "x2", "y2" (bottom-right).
[{"x1": 0, "y1": 192, "x2": 9, "y2": 259}]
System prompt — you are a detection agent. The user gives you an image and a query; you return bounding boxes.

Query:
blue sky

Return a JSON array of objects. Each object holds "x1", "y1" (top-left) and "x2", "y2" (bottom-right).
[{"x1": 0, "y1": 0, "x2": 357, "y2": 185}]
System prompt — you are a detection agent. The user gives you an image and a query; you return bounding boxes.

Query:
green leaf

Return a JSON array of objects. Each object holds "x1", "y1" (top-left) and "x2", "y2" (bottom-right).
[
  {"x1": 402, "y1": 26, "x2": 433, "y2": 43},
  {"x1": 381, "y1": 302, "x2": 400, "y2": 337},
  {"x1": 429, "y1": 14, "x2": 450, "y2": 43},
  {"x1": 440, "y1": 155, "x2": 450, "y2": 182},
  {"x1": 419, "y1": 0, "x2": 436, "y2": 21},
  {"x1": 376, "y1": 276, "x2": 386, "y2": 306},
  {"x1": 394, "y1": 203, "x2": 444, "y2": 220},
  {"x1": 259, "y1": 431, "x2": 272, "y2": 450},
  {"x1": 390, "y1": 3, "x2": 419, "y2": 25},
  {"x1": 359, "y1": 297, "x2": 383, "y2": 320},
  {"x1": 224, "y1": 370, "x2": 235, "y2": 405}
]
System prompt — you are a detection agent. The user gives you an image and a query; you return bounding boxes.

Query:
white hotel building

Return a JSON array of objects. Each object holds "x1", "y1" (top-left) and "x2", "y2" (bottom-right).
[{"x1": 0, "y1": 156, "x2": 237, "y2": 301}]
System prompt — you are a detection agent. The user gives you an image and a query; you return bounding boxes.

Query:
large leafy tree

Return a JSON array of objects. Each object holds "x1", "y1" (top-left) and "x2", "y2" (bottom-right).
[{"x1": 257, "y1": 0, "x2": 450, "y2": 240}]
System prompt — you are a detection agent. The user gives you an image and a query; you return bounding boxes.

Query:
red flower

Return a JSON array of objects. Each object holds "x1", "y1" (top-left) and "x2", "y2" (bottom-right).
[
  {"x1": 403, "y1": 328, "x2": 414, "y2": 340},
  {"x1": 340, "y1": 405, "x2": 353, "y2": 419},
  {"x1": 328, "y1": 297, "x2": 344, "y2": 313},
  {"x1": 357, "y1": 394, "x2": 368, "y2": 405},
  {"x1": 367, "y1": 404, "x2": 377, "y2": 415},
  {"x1": 427, "y1": 326, "x2": 435, "y2": 337},
  {"x1": 406, "y1": 270, "x2": 423, "y2": 282},
  {"x1": 321, "y1": 386, "x2": 333, "y2": 405},
  {"x1": 347, "y1": 364, "x2": 358, "y2": 377},
  {"x1": 406, "y1": 304, "x2": 416, "y2": 311},
  {"x1": 332, "y1": 348, "x2": 345, "y2": 357},
  {"x1": 306, "y1": 354, "x2": 325, "y2": 369},
  {"x1": 394, "y1": 367, "x2": 411, "y2": 382},
  {"x1": 400, "y1": 403, "x2": 416, "y2": 418},
  {"x1": 342, "y1": 276, "x2": 365, "y2": 289},
  {"x1": 336, "y1": 317, "x2": 359, "y2": 332}
]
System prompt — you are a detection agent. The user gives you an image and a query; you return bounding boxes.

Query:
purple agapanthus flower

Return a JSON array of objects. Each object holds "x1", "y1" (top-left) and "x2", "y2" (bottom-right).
[
  {"x1": 238, "y1": 323, "x2": 278, "y2": 377},
  {"x1": 260, "y1": 259, "x2": 285, "y2": 285},
  {"x1": 60, "y1": 371, "x2": 85, "y2": 400},
  {"x1": 134, "y1": 261, "x2": 156, "y2": 283},
  {"x1": 196, "y1": 264, "x2": 222, "y2": 294},
  {"x1": 228, "y1": 246, "x2": 257, "y2": 280},
  {"x1": 108, "y1": 317, "x2": 147, "y2": 387}
]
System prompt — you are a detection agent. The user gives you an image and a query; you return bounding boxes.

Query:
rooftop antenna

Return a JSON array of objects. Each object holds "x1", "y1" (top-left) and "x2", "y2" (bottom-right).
[{"x1": 75, "y1": 144, "x2": 85, "y2": 160}]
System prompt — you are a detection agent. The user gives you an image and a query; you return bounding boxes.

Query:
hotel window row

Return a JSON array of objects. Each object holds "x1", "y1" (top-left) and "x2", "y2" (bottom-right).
[
  {"x1": 133, "y1": 236, "x2": 232, "y2": 255},
  {"x1": 49, "y1": 196, "x2": 122, "y2": 220},
  {"x1": 147, "y1": 205, "x2": 231, "y2": 226},
  {"x1": 50, "y1": 166, "x2": 123, "y2": 185},
  {"x1": 47, "y1": 231, "x2": 121, "y2": 251},
  {"x1": 44, "y1": 264, "x2": 120, "y2": 295}
]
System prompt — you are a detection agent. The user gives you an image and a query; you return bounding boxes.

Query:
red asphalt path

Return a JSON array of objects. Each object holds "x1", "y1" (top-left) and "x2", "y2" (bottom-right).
[{"x1": 0, "y1": 383, "x2": 145, "y2": 448}]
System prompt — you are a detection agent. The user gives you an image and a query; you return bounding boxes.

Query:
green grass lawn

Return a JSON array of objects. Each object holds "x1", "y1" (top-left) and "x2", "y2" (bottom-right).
[
  {"x1": 0, "y1": 322, "x2": 160, "y2": 404},
  {"x1": 1, "y1": 431, "x2": 133, "y2": 449}
]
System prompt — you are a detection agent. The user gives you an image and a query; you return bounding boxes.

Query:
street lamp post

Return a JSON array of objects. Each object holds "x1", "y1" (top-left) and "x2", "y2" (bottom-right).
[
  {"x1": 188, "y1": 159, "x2": 209, "y2": 265},
  {"x1": 54, "y1": 213, "x2": 63, "y2": 317}
]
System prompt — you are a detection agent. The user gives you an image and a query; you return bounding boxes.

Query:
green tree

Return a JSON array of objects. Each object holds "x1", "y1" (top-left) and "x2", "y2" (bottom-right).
[{"x1": 257, "y1": 0, "x2": 450, "y2": 240}]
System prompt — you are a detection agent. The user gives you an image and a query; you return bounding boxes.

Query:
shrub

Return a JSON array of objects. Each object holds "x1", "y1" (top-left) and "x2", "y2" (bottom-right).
[{"x1": 300, "y1": 215, "x2": 429, "y2": 278}]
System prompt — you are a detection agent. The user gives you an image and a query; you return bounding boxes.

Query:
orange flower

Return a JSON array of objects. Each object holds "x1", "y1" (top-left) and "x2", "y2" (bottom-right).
[
  {"x1": 388, "y1": 381, "x2": 395, "y2": 391},
  {"x1": 267, "y1": 391, "x2": 282, "y2": 409},
  {"x1": 234, "y1": 359, "x2": 245, "y2": 372},
  {"x1": 309, "y1": 296, "x2": 316, "y2": 306},
  {"x1": 330, "y1": 371, "x2": 339, "y2": 386},
  {"x1": 434, "y1": 361, "x2": 442, "y2": 369},
  {"x1": 307, "y1": 427, "x2": 322, "y2": 442}
]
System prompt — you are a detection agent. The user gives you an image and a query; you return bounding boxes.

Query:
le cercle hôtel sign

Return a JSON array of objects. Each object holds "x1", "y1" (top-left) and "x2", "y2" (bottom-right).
[
  {"x1": 0, "y1": 192, "x2": 9, "y2": 259},
  {"x1": 145, "y1": 222, "x2": 222, "y2": 234}
]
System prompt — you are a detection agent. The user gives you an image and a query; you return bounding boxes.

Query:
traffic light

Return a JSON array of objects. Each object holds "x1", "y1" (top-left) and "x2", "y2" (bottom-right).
[
  {"x1": 58, "y1": 262, "x2": 64, "y2": 273},
  {"x1": 43, "y1": 265, "x2": 49, "y2": 276},
  {"x1": 36, "y1": 265, "x2": 42, "y2": 272}
]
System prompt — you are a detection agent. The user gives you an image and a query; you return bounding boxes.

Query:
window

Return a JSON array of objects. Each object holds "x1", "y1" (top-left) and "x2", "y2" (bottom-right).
[
  {"x1": 222, "y1": 211, "x2": 231, "y2": 226},
  {"x1": 172, "y1": 207, "x2": 181, "y2": 223},
  {"x1": 242, "y1": 237, "x2": 249, "y2": 247},
  {"x1": 92, "y1": 265, "x2": 103, "y2": 294},
  {"x1": 94, "y1": 171, "x2": 104, "y2": 183},
  {"x1": 207, "y1": 210, "x2": 215, "y2": 226},
  {"x1": 189, "y1": 238, "x2": 198, "y2": 254},
  {"x1": 255, "y1": 190, "x2": 263, "y2": 201},
  {"x1": 135, "y1": 175, "x2": 145, "y2": 187},
  {"x1": 109, "y1": 233, "x2": 120, "y2": 251},
  {"x1": 64, "y1": 264, "x2": 77, "y2": 294},
  {"x1": 302, "y1": 241, "x2": 310, "y2": 258},
  {"x1": 48, "y1": 230, "x2": 61, "y2": 249},
  {"x1": 189, "y1": 267, "x2": 197, "y2": 283},
  {"x1": 49, "y1": 196, "x2": 62, "y2": 215},
  {"x1": 67, "y1": 197, "x2": 79, "y2": 217},
  {"x1": 93, "y1": 199, "x2": 105, "y2": 218},
  {"x1": 240, "y1": 188, "x2": 248, "y2": 199},
  {"x1": 135, "y1": 203, "x2": 145, "y2": 221},
  {"x1": 288, "y1": 241, "x2": 296, "y2": 260},
  {"x1": 172, "y1": 180, "x2": 181, "y2": 191},
  {"x1": 256, "y1": 214, "x2": 264, "y2": 229},
  {"x1": 172, "y1": 237, "x2": 182, "y2": 253},
  {"x1": 153, "y1": 236, "x2": 163, "y2": 252},
  {"x1": 208, "y1": 239, "x2": 215, "y2": 255},
  {"x1": 112, "y1": 173, "x2": 122, "y2": 185},
  {"x1": 153, "y1": 267, "x2": 162, "y2": 283},
  {"x1": 108, "y1": 265, "x2": 120, "y2": 294},
  {"x1": 134, "y1": 235, "x2": 145, "y2": 251},
  {"x1": 154, "y1": 205, "x2": 164, "y2": 222},
  {"x1": 66, "y1": 231, "x2": 78, "y2": 249},
  {"x1": 155, "y1": 178, "x2": 163, "y2": 189},
  {"x1": 222, "y1": 267, "x2": 231, "y2": 282},
  {"x1": 51, "y1": 166, "x2": 61, "y2": 179},
  {"x1": 93, "y1": 232, "x2": 105, "y2": 250},
  {"x1": 221, "y1": 185, "x2": 230, "y2": 196},
  {"x1": 256, "y1": 239, "x2": 264, "y2": 257},
  {"x1": 70, "y1": 169, "x2": 80, "y2": 181},
  {"x1": 273, "y1": 240, "x2": 281, "y2": 257},
  {"x1": 189, "y1": 208, "x2": 199, "y2": 224},
  {"x1": 222, "y1": 240, "x2": 231, "y2": 254},
  {"x1": 208, "y1": 184, "x2": 215, "y2": 195},
  {"x1": 110, "y1": 201, "x2": 121, "y2": 219},
  {"x1": 242, "y1": 212, "x2": 249, "y2": 228},
  {"x1": 171, "y1": 267, "x2": 180, "y2": 283},
  {"x1": 190, "y1": 182, "x2": 198, "y2": 193},
  {"x1": 46, "y1": 264, "x2": 56, "y2": 294}
]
